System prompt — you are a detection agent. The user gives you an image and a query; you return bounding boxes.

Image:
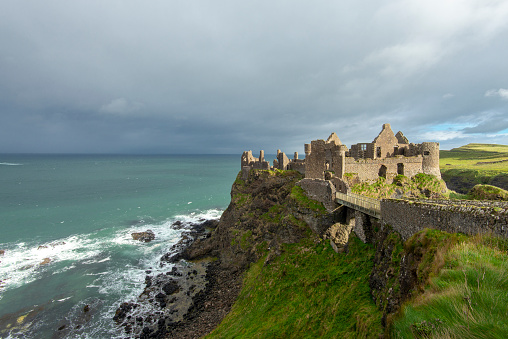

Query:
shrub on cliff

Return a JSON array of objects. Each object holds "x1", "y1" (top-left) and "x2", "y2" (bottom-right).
[{"x1": 468, "y1": 184, "x2": 508, "y2": 201}]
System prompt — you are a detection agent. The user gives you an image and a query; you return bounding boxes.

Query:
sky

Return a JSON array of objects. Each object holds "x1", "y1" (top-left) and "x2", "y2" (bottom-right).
[{"x1": 1, "y1": 0, "x2": 508, "y2": 154}]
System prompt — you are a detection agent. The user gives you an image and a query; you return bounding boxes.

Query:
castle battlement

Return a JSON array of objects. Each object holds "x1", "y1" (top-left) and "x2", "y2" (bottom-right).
[{"x1": 241, "y1": 123, "x2": 440, "y2": 187}]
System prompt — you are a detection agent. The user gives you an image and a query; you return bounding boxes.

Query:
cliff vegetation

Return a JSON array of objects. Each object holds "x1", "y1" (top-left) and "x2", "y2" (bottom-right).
[
  {"x1": 350, "y1": 173, "x2": 448, "y2": 200},
  {"x1": 207, "y1": 235, "x2": 383, "y2": 338},
  {"x1": 180, "y1": 168, "x2": 508, "y2": 338}
]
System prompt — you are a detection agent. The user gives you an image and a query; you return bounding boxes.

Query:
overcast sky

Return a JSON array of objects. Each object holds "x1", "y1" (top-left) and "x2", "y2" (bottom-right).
[{"x1": 1, "y1": 0, "x2": 508, "y2": 154}]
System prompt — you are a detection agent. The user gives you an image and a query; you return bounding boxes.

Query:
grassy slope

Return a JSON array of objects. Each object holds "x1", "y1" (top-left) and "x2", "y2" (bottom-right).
[
  {"x1": 440, "y1": 144, "x2": 508, "y2": 194},
  {"x1": 207, "y1": 235, "x2": 384, "y2": 338},
  {"x1": 203, "y1": 152, "x2": 508, "y2": 338},
  {"x1": 351, "y1": 173, "x2": 448, "y2": 199},
  {"x1": 440, "y1": 143, "x2": 508, "y2": 171},
  {"x1": 393, "y1": 236, "x2": 508, "y2": 338}
]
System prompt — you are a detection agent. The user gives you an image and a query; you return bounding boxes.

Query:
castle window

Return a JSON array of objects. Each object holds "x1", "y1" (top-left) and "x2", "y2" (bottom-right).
[
  {"x1": 378, "y1": 165, "x2": 387, "y2": 178},
  {"x1": 397, "y1": 163, "x2": 404, "y2": 175},
  {"x1": 360, "y1": 144, "x2": 367, "y2": 151},
  {"x1": 376, "y1": 147, "x2": 381, "y2": 157}
]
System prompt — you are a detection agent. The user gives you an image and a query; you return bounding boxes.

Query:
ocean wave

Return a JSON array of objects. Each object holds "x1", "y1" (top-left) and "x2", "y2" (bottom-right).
[
  {"x1": 0, "y1": 208, "x2": 224, "y2": 337},
  {"x1": 0, "y1": 208, "x2": 223, "y2": 295},
  {"x1": 0, "y1": 162, "x2": 22, "y2": 166}
]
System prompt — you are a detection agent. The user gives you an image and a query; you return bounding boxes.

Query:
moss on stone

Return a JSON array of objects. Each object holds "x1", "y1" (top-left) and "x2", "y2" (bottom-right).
[{"x1": 290, "y1": 185, "x2": 327, "y2": 214}]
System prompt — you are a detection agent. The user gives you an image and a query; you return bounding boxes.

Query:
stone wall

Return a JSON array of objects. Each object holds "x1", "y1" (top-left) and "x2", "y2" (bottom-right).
[
  {"x1": 288, "y1": 159, "x2": 306, "y2": 174},
  {"x1": 297, "y1": 178, "x2": 338, "y2": 212},
  {"x1": 372, "y1": 123, "x2": 400, "y2": 159},
  {"x1": 344, "y1": 156, "x2": 423, "y2": 182},
  {"x1": 381, "y1": 199, "x2": 508, "y2": 240},
  {"x1": 305, "y1": 140, "x2": 326, "y2": 179}
]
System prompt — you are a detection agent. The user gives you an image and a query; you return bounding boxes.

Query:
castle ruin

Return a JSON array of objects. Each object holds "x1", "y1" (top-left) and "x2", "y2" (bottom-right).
[{"x1": 241, "y1": 123, "x2": 441, "y2": 192}]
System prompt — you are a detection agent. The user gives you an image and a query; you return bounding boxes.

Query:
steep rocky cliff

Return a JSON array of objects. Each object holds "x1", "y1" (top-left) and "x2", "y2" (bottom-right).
[{"x1": 184, "y1": 169, "x2": 336, "y2": 271}]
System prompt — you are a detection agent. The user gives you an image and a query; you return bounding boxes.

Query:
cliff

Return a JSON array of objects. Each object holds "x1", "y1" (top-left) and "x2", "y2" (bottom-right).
[
  {"x1": 175, "y1": 169, "x2": 455, "y2": 337},
  {"x1": 162, "y1": 169, "x2": 508, "y2": 338},
  {"x1": 184, "y1": 169, "x2": 335, "y2": 272}
]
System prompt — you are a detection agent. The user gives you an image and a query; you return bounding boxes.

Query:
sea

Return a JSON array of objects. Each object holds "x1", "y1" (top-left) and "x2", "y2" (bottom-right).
[{"x1": 0, "y1": 154, "x2": 240, "y2": 338}]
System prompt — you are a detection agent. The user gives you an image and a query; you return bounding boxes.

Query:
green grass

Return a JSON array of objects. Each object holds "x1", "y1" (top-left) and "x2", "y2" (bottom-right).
[
  {"x1": 207, "y1": 235, "x2": 384, "y2": 338},
  {"x1": 440, "y1": 143, "x2": 508, "y2": 171},
  {"x1": 351, "y1": 174, "x2": 447, "y2": 199},
  {"x1": 468, "y1": 184, "x2": 508, "y2": 201},
  {"x1": 393, "y1": 236, "x2": 508, "y2": 338},
  {"x1": 290, "y1": 185, "x2": 327, "y2": 213},
  {"x1": 440, "y1": 144, "x2": 508, "y2": 194}
]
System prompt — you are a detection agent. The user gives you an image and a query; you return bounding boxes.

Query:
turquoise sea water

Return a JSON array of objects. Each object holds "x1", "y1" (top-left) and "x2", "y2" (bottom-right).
[{"x1": 0, "y1": 154, "x2": 239, "y2": 338}]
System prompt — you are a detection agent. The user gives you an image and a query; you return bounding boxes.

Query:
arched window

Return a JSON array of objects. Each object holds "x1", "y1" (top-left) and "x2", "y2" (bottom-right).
[{"x1": 397, "y1": 163, "x2": 404, "y2": 175}]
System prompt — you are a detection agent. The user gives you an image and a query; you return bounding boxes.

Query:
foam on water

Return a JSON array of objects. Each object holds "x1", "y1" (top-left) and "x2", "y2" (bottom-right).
[
  {"x1": 0, "y1": 236, "x2": 102, "y2": 295},
  {"x1": 0, "y1": 208, "x2": 223, "y2": 338},
  {"x1": 0, "y1": 162, "x2": 22, "y2": 166}
]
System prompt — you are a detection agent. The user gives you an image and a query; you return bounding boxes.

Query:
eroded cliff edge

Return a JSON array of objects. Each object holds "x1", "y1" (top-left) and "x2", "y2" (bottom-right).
[
  {"x1": 164, "y1": 169, "x2": 452, "y2": 338},
  {"x1": 168, "y1": 169, "x2": 337, "y2": 337}
]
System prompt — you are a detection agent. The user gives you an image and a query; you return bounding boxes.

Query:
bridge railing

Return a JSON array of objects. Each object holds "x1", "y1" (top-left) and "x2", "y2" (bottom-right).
[{"x1": 335, "y1": 192, "x2": 381, "y2": 218}]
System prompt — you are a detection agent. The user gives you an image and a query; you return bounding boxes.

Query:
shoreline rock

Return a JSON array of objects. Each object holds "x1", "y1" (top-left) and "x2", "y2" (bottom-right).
[
  {"x1": 114, "y1": 219, "x2": 220, "y2": 338},
  {"x1": 131, "y1": 230, "x2": 156, "y2": 242}
]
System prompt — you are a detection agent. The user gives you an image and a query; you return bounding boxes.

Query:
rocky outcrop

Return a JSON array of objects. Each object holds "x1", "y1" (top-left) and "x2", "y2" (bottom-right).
[
  {"x1": 184, "y1": 170, "x2": 337, "y2": 270},
  {"x1": 132, "y1": 230, "x2": 155, "y2": 242},
  {"x1": 115, "y1": 169, "x2": 339, "y2": 338},
  {"x1": 168, "y1": 169, "x2": 339, "y2": 338},
  {"x1": 114, "y1": 220, "x2": 218, "y2": 338},
  {"x1": 40, "y1": 258, "x2": 51, "y2": 265},
  {"x1": 324, "y1": 222, "x2": 353, "y2": 253}
]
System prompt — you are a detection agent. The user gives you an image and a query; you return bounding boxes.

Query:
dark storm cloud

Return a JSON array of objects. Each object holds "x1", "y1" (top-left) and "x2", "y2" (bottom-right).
[{"x1": 1, "y1": 0, "x2": 508, "y2": 153}]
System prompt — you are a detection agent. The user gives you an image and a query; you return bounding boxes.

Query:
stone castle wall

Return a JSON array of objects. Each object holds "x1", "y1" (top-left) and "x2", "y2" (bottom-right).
[
  {"x1": 344, "y1": 156, "x2": 423, "y2": 182},
  {"x1": 381, "y1": 199, "x2": 508, "y2": 240}
]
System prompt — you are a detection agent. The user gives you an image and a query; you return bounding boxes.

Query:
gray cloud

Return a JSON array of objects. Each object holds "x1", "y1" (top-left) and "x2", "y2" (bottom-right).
[{"x1": 1, "y1": 0, "x2": 508, "y2": 153}]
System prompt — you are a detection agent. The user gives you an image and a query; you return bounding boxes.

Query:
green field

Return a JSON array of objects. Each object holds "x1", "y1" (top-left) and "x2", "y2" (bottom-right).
[
  {"x1": 440, "y1": 144, "x2": 508, "y2": 194},
  {"x1": 440, "y1": 143, "x2": 508, "y2": 171}
]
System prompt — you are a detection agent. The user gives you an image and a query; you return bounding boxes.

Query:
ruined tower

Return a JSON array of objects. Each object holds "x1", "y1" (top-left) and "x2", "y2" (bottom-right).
[{"x1": 421, "y1": 142, "x2": 441, "y2": 179}]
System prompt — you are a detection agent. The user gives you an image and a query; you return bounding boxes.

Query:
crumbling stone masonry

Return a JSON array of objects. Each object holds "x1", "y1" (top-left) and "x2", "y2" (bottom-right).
[
  {"x1": 305, "y1": 123, "x2": 441, "y2": 184},
  {"x1": 240, "y1": 123, "x2": 441, "y2": 187},
  {"x1": 381, "y1": 199, "x2": 508, "y2": 240}
]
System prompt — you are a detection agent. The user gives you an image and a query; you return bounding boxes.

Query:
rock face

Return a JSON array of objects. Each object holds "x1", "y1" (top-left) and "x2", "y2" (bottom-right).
[
  {"x1": 368, "y1": 225, "x2": 461, "y2": 328},
  {"x1": 114, "y1": 169, "x2": 339, "y2": 338},
  {"x1": 184, "y1": 169, "x2": 337, "y2": 272},
  {"x1": 324, "y1": 222, "x2": 354, "y2": 253},
  {"x1": 131, "y1": 230, "x2": 155, "y2": 242}
]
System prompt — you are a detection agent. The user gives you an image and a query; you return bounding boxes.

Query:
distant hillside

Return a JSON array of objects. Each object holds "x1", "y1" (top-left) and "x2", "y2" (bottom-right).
[{"x1": 440, "y1": 143, "x2": 508, "y2": 194}]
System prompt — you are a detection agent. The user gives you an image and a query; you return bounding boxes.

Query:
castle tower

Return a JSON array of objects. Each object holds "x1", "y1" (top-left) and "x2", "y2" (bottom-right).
[
  {"x1": 304, "y1": 144, "x2": 311, "y2": 158},
  {"x1": 421, "y1": 142, "x2": 441, "y2": 179},
  {"x1": 331, "y1": 144, "x2": 347, "y2": 178}
]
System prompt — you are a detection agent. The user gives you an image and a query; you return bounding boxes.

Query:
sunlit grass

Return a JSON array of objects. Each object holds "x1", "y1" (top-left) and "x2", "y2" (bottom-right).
[
  {"x1": 393, "y1": 236, "x2": 508, "y2": 338},
  {"x1": 440, "y1": 143, "x2": 508, "y2": 171},
  {"x1": 206, "y1": 235, "x2": 384, "y2": 338}
]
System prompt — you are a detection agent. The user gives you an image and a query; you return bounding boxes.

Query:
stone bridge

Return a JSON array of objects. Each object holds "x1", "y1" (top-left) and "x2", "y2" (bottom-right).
[
  {"x1": 335, "y1": 192, "x2": 381, "y2": 219},
  {"x1": 334, "y1": 192, "x2": 508, "y2": 241}
]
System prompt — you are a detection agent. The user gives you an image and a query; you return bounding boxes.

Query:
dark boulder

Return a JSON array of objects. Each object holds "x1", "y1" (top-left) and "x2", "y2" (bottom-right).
[
  {"x1": 162, "y1": 280, "x2": 180, "y2": 295},
  {"x1": 132, "y1": 230, "x2": 155, "y2": 242}
]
